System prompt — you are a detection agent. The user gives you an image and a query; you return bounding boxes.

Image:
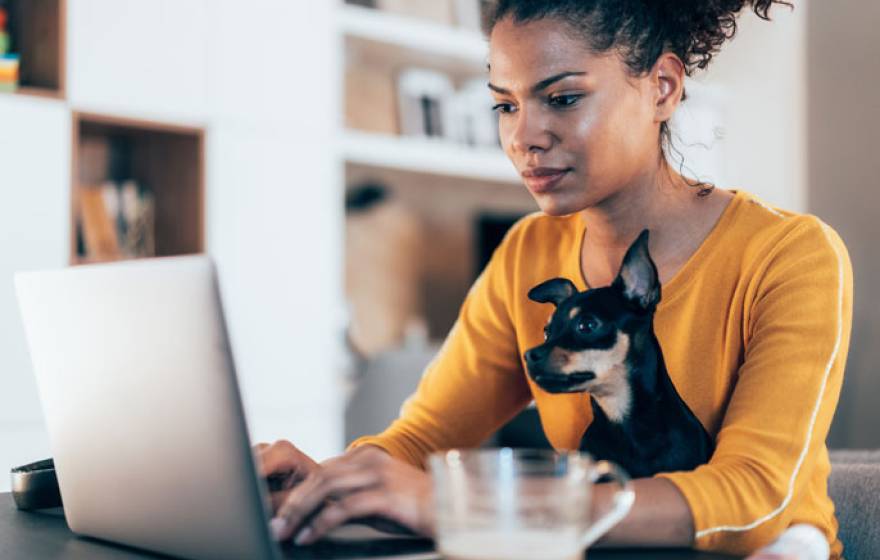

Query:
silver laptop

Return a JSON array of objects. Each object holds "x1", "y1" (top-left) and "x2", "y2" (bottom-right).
[{"x1": 15, "y1": 256, "x2": 436, "y2": 560}]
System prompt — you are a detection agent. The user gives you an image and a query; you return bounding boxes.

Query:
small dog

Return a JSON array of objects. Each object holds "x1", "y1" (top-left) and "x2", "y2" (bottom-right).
[{"x1": 523, "y1": 230, "x2": 713, "y2": 478}]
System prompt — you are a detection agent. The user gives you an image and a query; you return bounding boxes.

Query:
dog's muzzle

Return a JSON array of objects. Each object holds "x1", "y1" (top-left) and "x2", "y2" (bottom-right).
[{"x1": 529, "y1": 371, "x2": 596, "y2": 393}]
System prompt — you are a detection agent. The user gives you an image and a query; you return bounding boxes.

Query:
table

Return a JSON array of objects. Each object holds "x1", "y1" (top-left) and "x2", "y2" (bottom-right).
[{"x1": 1, "y1": 493, "x2": 740, "y2": 559}]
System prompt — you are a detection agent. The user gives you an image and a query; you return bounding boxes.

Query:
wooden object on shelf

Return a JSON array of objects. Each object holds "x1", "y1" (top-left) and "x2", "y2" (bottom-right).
[
  {"x1": 345, "y1": 184, "x2": 426, "y2": 356},
  {"x1": 345, "y1": 59, "x2": 398, "y2": 135},
  {"x1": 77, "y1": 185, "x2": 121, "y2": 262},
  {"x1": 71, "y1": 112, "x2": 204, "y2": 265},
  {"x1": 5, "y1": 0, "x2": 64, "y2": 97}
]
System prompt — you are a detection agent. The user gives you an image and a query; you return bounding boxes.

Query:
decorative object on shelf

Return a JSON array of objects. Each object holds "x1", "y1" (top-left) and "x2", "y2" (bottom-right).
[
  {"x1": 396, "y1": 67, "x2": 454, "y2": 138},
  {"x1": 376, "y1": 0, "x2": 454, "y2": 26},
  {"x1": 0, "y1": 3, "x2": 17, "y2": 93},
  {"x1": 0, "y1": 53, "x2": 17, "y2": 92},
  {"x1": 444, "y1": 77, "x2": 499, "y2": 148},
  {"x1": 77, "y1": 180, "x2": 156, "y2": 262},
  {"x1": 346, "y1": 59, "x2": 397, "y2": 135},
  {"x1": 78, "y1": 185, "x2": 121, "y2": 261},
  {"x1": 76, "y1": 134, "x2": 157, "y2": 262},
  {"x1": 344, "y1": 182, "x2": 426, "y2": 358},
  {"x1": 0, "y1": 1, "x2": 10, "y2": 55}
]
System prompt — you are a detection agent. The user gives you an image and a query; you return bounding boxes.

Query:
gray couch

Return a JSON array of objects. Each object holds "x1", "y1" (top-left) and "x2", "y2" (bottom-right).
[{"x1": 829, "y1": 449, "x2": 880, "y2": 558}]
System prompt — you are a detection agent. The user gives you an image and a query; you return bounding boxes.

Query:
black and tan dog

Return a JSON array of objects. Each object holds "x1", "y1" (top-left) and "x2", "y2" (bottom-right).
[{"x1": 524, "y1": 230, "x2": 713, "y2": 478}]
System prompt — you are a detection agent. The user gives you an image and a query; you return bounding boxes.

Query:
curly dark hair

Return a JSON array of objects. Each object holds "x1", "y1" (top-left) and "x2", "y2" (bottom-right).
[{"x1": 483, "y1": 0, "x2": 793, "y2": 196}]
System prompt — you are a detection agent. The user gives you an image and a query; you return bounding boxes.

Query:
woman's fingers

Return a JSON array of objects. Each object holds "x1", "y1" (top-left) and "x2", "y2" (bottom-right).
[
  {"x1": 256, "y1": 440, "x2": 318, "y2": 479},
  {"x1": 294, "y1": 490, "x2": 393, "y2": 545},
  {"x1": 269, "y1": 464, "x2": 375, "y2": 513},
  {"x1": 273, "y1": 463, "x2": 383, "y2": 541}
]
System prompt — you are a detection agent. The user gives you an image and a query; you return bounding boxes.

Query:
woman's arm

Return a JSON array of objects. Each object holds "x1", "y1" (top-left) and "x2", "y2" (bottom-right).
[
  {"x1": 347, "y1": 218, "x2": 535, "y2": 468},
  {"x1": 655, "y1": 218, "x2": 853, "y2": 555},
  {"x1": 592, "y1": 478, "x2": 695, "y2": 547}
]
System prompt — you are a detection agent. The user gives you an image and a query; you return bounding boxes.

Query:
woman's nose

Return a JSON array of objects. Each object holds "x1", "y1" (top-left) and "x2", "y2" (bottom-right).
[{"x1": 508, "y1": 109, "x2": 554, "y2": 155}]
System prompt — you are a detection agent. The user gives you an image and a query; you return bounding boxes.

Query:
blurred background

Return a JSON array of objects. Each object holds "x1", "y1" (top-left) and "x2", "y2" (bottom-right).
[{"x1": 0, "y1": 0, "x2": 877, "y2": 492}]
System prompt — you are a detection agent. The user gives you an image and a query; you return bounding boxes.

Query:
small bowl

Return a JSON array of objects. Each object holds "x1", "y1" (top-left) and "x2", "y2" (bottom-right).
[{"x1": 10, "y1": 458, "x2": 63, "y2": 511}]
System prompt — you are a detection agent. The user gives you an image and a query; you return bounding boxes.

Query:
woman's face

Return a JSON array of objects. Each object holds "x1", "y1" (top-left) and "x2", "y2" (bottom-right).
[{"x1": 488, "y1": 17, "x2": 665, "y2": 216}]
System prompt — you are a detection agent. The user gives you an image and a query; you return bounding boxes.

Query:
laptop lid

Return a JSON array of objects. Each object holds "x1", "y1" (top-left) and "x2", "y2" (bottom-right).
[{"x1": 15, "y1": 256, "x2": 279, "y2": 560}]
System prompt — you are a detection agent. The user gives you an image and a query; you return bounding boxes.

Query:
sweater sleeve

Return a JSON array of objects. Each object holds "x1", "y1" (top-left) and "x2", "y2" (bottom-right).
[
  {"x1": 348, "y1": 220, "x2": 533, "y2": 469},
  {"x1": 657, "y1": 217, "x2": 853, "y2": 555}
]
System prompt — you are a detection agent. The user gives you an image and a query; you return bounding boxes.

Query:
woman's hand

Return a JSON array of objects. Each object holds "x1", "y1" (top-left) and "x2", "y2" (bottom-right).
[
  {"x1": 271, "y1": 445, "x2": 434, "y2": 545},
  {"x1": 254, "y1": 440, "x2": 321, "y2": 512}
]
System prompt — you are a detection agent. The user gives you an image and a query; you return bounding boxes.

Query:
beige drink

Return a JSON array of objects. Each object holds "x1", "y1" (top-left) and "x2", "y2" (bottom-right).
[
  {"x1": 438, "y1": 528, "x2": 583, "y2": 560},
  {"x1": 429, "y1": 450, "x2": 633, "y2": 560}
]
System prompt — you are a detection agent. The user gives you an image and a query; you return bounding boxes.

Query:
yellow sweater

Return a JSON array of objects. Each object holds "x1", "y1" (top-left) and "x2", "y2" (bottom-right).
[{"x1": 351, "y1": 190, "x2": 853, "y2": 557}]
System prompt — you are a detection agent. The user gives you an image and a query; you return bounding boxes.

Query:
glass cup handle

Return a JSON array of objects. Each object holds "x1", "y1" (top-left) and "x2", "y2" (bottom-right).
[{"x1": 581, "y1": 460, "x2": 636, "y2": 548}]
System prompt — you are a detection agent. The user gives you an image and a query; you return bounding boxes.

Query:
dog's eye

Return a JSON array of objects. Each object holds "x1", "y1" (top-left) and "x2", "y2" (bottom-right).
[
  {"x1": 577, "y1": 317, "x2": 600, "y2": 334},
  {"x1": 543, "y1": 325, "x2": 551, "y2": 340}
]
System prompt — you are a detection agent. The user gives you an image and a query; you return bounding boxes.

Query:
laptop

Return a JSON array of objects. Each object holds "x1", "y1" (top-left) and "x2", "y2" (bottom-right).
[{"x1": 15, "y1": 255, "x2": 437, "y2": 560}]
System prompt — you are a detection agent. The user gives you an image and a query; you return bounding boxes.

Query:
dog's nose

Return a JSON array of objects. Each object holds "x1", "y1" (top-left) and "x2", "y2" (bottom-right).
[{"x1": 525, "y1": 346, "x2": 548, "y2": 363}]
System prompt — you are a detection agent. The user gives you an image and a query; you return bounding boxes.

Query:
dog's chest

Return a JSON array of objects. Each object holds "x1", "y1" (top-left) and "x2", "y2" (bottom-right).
[{"x1": 580, "y1": 395, "x2": 712, "y2": 478}]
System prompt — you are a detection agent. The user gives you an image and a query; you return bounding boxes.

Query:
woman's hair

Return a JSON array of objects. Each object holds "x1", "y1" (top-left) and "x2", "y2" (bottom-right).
[{"x1": 483, "y1": 0, "x2": 793, "y2": 196}]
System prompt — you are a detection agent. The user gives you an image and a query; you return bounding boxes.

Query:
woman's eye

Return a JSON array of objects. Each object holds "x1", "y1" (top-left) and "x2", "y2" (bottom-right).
[
  {"x1": 491, "y1": 103, "x2": 516, "y2": 114},
  {"x1": 549, "y1": 94, "x2": 583, "y2": 108}
]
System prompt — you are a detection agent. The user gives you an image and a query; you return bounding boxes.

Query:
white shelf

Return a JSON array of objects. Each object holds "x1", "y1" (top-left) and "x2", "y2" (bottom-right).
[
  {"x1": 342, "y1": 130, "x2": 519, "y2": 184},
  {"x1": 338, "y1": 5, "x2": 487, "y2": 70}
]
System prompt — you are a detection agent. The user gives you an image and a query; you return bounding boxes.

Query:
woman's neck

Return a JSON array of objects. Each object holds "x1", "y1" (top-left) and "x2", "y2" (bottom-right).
[{"x1": 578, "y1": 164, "x2": 731, "y2": 287}]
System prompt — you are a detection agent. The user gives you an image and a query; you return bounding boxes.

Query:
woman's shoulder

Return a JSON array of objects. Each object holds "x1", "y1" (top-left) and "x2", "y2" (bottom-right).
[{"x1": 724, "y1": 190, "x2": 850, "y2": 274}]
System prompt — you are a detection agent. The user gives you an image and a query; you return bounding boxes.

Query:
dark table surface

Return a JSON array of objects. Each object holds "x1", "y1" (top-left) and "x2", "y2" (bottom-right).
[{"x1": 1, "y1": 493, "x2": 740, "y2": 560}]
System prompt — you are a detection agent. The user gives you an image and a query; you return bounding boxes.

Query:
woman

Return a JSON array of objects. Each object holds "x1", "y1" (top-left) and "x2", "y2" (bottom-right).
[{"x1": 262, "y1": 1, "x2": 852, "y2": 557}]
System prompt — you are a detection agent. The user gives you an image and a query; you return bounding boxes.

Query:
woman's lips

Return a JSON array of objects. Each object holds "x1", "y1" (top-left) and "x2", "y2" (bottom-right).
[{"x1": 522, "y1": 168, "x2": 572, "y2": 194}]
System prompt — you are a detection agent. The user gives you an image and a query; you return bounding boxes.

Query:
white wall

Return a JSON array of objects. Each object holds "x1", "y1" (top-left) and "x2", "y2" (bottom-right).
[
  {"x1": 0, "y1": 0, "x2": 346, "y2": 491},
  {"x1": 0, "y1": 95, "x2": 70, "y2": 483},
  {"x1": 676, "y1": 4, "x2": 807, "y2": 212}
]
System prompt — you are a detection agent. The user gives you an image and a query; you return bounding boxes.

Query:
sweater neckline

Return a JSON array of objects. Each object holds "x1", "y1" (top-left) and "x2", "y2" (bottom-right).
[{"x1": 568, "y1": 189, "x2": 746, "y2": 307}]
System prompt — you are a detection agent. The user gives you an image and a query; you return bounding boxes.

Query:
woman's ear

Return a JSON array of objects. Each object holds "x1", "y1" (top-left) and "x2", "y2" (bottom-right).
[{"x1": 653, "y1": 53, "x2": 685, "y2": 124}]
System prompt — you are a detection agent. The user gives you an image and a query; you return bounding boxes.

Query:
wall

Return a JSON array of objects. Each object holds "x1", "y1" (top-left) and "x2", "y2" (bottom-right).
[
  {"x1": 0, "y1": 95, "x2": 70, "y2": 482},
  {"x1": 685, "y1": 3, "x2": 807, "y2": 212},
  {"x1": 0, "y1": 0, "x2": 346, "y2": 492},
  {"x1": 807, "y1": 0, "x2": 880, "y2": 448}
]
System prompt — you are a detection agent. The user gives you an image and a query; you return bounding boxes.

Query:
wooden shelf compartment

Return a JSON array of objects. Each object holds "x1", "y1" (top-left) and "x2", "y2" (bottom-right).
[
  {"x1": 71, "y1": 112, "x2": 205, "y2": 265},
  {"x1": 1, "y1": 0, "x2": 65, "y2": 98}
]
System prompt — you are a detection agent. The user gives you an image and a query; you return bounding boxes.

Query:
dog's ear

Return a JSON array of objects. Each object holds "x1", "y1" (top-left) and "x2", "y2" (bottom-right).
[
  {"x1": 612, "y1": 230, "x2": 660, "y2": 311},
  {"x1": 528, "y1": 278, "x2": 577, "y2": 307}
]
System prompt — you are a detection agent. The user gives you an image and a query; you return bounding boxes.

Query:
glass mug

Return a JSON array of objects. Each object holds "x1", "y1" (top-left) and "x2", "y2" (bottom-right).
[{"x1": 428, "y1": 448, "x2": 635, "y2": 560}]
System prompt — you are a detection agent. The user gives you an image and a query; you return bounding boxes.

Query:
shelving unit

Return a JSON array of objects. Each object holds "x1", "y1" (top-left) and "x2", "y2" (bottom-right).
[
  {"x1": 338, "y1": 1, "x2": 533, "y2": 342},
  {"x1": 0, "y1": 0, "x2": 351, "y2": 469},
  {"x1": 1, "y1": 0, "x2": 65, "y2": 98},
  {"x1": 71, "y1": 112, "x2": 205, "y2": 265},
  {"x1": 339, "y1": 4, "x2": 487, "y2": 77},
  {"x1": 342, "y1": 129, "x2": 517, "y2": 183}
]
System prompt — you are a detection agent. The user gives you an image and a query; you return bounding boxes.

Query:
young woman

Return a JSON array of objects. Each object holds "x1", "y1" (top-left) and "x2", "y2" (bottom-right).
[{"x1": 261, "y1": 1, "x2": 852, "y2": 557}]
